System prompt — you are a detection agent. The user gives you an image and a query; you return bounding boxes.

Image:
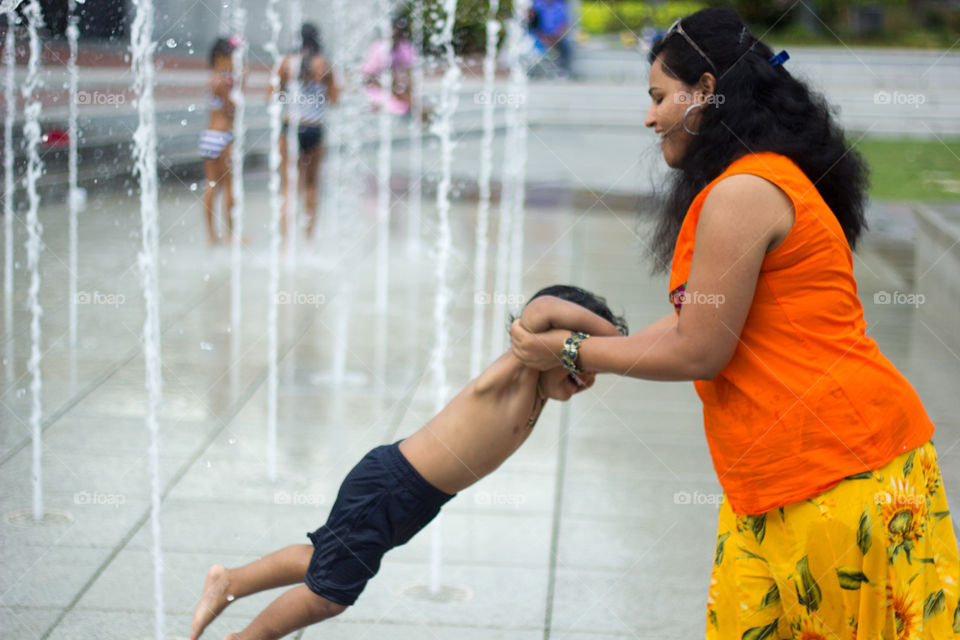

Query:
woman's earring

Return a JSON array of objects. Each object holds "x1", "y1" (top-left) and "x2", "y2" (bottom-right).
[{"x1": 682, "y1": 103, "x2": 703, "y2": 136}]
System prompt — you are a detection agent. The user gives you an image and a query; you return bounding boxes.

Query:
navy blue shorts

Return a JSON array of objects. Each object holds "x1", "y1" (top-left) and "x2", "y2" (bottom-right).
[{"x1": 304, "y1": 441, "x2": 454, "y2": 606}]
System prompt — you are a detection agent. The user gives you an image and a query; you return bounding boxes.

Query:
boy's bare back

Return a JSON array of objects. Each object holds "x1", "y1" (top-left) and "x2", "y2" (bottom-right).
[{"x1": 399, "y1": 352, "x2": 546, "y2": 495}]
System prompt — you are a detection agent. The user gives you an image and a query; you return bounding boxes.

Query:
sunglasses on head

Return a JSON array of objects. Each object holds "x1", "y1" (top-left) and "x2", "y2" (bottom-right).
[
  {"x1": 659, "y1": 20, "x2": 791, "y2": 73},
  {"x1": 663, "y1": 18, "x2": 718, "y2": 75}
]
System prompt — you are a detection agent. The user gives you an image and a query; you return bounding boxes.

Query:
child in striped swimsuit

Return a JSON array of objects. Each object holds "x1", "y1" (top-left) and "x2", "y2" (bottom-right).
[{"x1": 199, "y1": 37, "x2": 237, "y2": 246}]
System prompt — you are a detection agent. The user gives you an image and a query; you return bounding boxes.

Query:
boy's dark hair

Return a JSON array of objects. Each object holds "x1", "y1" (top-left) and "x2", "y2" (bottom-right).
[
  {"x1": 209, "y1": 37, "x2": 234, "y2": 66},
  {"x1": 522, "y1": 284, "x2": 629, "y2": 336}
]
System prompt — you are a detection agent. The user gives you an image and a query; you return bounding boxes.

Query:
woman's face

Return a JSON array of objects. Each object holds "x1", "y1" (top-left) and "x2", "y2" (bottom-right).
[{"x1": 645, "y1": 56, "x2": 704, "y2": 168}]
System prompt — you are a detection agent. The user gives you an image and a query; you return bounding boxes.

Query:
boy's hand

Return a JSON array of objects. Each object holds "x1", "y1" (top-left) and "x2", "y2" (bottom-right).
[{"x1": 510, "y1": 320, "x2": 568, "y2": 371}]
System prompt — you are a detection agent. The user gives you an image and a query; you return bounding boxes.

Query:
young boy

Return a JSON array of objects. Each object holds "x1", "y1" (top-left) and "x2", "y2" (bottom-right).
[{"x1": 190, "y1": 285, "x2": 627, "y2": 640}]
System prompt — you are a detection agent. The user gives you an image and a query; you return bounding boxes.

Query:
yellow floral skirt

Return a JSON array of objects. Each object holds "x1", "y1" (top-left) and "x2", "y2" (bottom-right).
[{"x1": 707, "y1": 440, "x2": 960, "y2": 639}]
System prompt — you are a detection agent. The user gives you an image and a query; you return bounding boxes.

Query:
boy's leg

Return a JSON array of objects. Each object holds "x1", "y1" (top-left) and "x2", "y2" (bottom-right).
[
  {"x1": 191, "y1": 544, "x2": 313, "y2": 640},
  {"x1": 229, "y1": 584, "x2": 346, "y2": 640}
]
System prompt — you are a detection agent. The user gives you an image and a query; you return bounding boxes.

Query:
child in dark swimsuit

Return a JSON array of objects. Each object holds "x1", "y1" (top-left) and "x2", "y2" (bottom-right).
[
  {"x1": 189, "y1": 284, "x2": 628, "y2": 640},
  {"x1": 199, "y1": 37, "x2": 237, "y2": 246}
]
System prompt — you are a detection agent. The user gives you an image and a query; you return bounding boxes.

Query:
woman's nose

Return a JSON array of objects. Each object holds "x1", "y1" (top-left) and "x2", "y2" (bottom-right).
[{"x1": 644, "y1": 105, "x2": 656, "y2": 128}]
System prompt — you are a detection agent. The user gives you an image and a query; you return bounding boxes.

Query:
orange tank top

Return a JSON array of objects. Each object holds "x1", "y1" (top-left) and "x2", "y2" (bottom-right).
[{"x1": 669, "y1": 152, "x2": 934, "y2": 515}]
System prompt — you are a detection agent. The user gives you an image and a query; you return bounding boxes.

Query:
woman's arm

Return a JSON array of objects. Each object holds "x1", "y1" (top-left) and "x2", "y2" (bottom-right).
[
  {"x1": 512, "y1": 174, "x2": 794, "y2": 381},
  {"x1": 517, "y1": 295, "x2": 622, "y2": 336}
]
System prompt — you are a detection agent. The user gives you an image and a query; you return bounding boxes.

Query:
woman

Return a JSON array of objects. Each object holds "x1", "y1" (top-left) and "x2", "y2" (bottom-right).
[
  {"x1": 510, "y1": 8, "x2": 959, "y2": 639},
  {"x1": 271, "y1": 23, "x2": 338, "y2": 242}
]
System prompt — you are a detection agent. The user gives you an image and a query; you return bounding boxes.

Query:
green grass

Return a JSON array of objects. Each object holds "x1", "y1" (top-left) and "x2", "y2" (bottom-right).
[
  {"x1": 770, "y1": 24, "x2": 958, "y2": 49},
  {"x1": 854, "y1": 138, "x2": 960, "y2": 201}
]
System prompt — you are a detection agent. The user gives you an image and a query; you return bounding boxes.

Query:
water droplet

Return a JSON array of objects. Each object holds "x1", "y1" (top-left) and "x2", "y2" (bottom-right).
[
  {"x1": 203, "y1": 273, "x2": 211, "y2": 281},
  {"x1": 228, "y1": 438, "x2": 237, "y2": 445},
  {"x1": 187, "y1": 104, "x2": 196, "y2": 112},
  {"x1": 200, "y1": 342, "x2": 214, "y2": 351},
  {"x1": 180, "y1": 119, "x2": 187, "y2": 126},
  {"x1": 226, "y1": 594, "x2": 235, "y2": 601},
  {"x1": 16, "y1": 388, "x2": 25, "y2": 398},
  {"x1": 189, "y1": 182, "x2": 198, "y2": 191},
  {"x1": 204, "y1": 459, "x2": 212, "y2": 468},
  {"x1": 166, "y1": 38, "x2": 177, "y2": 48}
]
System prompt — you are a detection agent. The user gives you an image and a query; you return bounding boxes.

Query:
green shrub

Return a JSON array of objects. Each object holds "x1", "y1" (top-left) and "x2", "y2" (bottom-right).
[
  {"x1": 581, "y1": 3, "x2": 616, "y2": 34},
  {"x1": 579, "y1": 1, "x2": 708, "y2": 34}
]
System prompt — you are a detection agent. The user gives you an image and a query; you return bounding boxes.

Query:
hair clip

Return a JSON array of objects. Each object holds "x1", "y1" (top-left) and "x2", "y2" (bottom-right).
[{"x1": 769, "y1": 50, "x2": 789, "y2": 67}]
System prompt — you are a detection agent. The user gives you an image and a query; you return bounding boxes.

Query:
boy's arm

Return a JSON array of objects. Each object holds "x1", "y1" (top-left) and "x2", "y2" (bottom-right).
[
  {"x1": 472, "y1": 350, "x2": 533, "y2": 396},
  {"x1": 518, "y1": 296, "x2": 622, "y2": 336}
]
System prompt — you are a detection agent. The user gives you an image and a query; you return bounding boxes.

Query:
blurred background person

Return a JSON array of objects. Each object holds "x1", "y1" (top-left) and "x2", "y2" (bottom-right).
[
  {"x1": 269, "y1": 23, "x2": 339, "y2": 243},
  {"x1": 198, "y1": 36, "x2": 238, "y2": 246}
]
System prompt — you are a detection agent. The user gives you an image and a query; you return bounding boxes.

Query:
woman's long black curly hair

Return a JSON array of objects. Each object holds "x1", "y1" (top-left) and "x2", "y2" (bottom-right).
[{"x1": 647, "y1": 7, "x2": 869, "y2": 271}]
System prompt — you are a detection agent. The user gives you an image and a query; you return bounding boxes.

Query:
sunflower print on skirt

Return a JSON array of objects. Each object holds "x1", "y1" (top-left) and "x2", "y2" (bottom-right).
[{"x1": 706, "y1": 440, "x2": 960, "y2": 640}]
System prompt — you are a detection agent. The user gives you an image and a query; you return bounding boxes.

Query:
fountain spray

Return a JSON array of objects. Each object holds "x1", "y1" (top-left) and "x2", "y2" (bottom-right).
[
  {"x1": 428, "y1": 0, "x2": 461, "y2": 597},
  {"x1": 22, "y1": 0, "x2": 44, "y2": 524},
  {"x1": 469, "y1": 0, "x2": 500, "y2": 377},
  {"x1": 130, "y1": 0, "x2": 166, "y2": 634}
]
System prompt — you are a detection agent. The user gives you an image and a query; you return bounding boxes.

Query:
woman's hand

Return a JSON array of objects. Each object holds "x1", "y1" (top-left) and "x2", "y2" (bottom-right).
[{"x1": 510, "y1": 320, "x2": 569, "y2": 371}]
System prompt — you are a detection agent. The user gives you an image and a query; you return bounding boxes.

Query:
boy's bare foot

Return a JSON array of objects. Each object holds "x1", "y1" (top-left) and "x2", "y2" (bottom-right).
[{"x1": 191, "y1": 564, "x2": 235, "y2": 640}]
